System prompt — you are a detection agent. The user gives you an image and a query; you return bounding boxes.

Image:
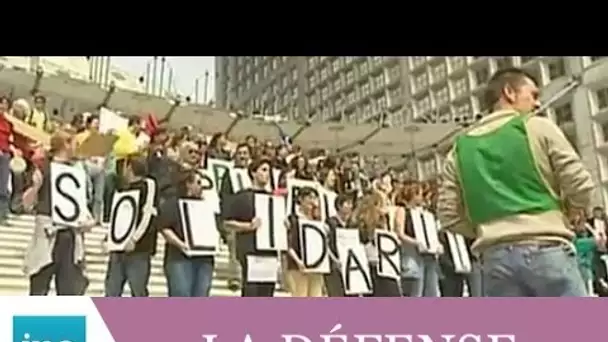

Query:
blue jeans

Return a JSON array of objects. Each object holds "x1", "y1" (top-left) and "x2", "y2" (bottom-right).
[
  {"x1": 467, "y1": 261, "x2": 483, "y2": 297},
  {"x1": 482, "y1": 242, "x2": 587, "y2": 297},
  {"x1": 400, "y1": 246, "x2": 440, "y2": 297},
  {"x1": 85, "y1": 161, "x2": 105, "y2": 223},
  {"x1": 0, "y1": 153, "x2": 11, "y2": 219},
  {"x1": 164, "y1": 256, "x2": 215, "y2": 297},
  {"x1": 104, "y1": 253, "x2": 151, "y2": 297}
]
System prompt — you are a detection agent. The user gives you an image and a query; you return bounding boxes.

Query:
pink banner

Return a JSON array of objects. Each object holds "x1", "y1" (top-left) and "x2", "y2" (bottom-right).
[{"x1": 93, "y1": 298, "x2": 601, "y2": 342}]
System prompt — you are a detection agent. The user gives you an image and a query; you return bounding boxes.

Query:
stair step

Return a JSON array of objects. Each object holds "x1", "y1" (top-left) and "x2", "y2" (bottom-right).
[{"x1": 0, "y1": 215, "x2": 290, "y2": 297}]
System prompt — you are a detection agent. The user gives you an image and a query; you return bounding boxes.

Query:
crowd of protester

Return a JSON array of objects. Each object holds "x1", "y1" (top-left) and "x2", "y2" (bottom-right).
[{"x1": 1, "y1": 78, "x2": 608, "y2": 298}]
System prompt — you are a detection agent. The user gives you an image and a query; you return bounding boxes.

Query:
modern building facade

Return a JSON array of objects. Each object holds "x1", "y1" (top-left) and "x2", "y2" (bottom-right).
[{"x1": 216, "y1": 56, "x2": 608, "y2": 208}]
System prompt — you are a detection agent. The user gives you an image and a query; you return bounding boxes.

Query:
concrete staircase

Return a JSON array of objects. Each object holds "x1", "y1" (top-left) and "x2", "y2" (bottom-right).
[{"x1": 0, "y1": 214, "x2": 289, "y2": 296}]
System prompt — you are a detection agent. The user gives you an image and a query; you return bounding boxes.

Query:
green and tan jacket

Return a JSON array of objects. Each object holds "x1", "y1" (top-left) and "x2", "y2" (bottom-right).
[{"x1": 437, "y1": 110, "x2": 595, "y2": 253}]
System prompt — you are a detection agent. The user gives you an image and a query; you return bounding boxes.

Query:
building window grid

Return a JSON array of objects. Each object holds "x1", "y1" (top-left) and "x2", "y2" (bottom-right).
[
  {"x1": 547, "y1": 58, "x2": 567, "y2": 80},
  {"x1": 360, "y1": 60, "x2": 370, "y2": 77},
  {"x1": 451, "y1": 76, "x2": 469, "y2": 98},
  {"x1": 434, "y1": 85, "x2": 450, "y2": 107},
  {"x1": 410, "y1": 56, "x2": 427, "y2": 70},
  {"x1": 472, "y1": 64, "x2": 490, "y2": 88},
  {"x1": 596, "y1": 88, "x2": 608, "y2": 111},
  {"x1": 449, "y1": 56, "x2": 467, "y2": 73},
  {"x1": 431, "y1": 63, "x2": 448, "y2": 84}
]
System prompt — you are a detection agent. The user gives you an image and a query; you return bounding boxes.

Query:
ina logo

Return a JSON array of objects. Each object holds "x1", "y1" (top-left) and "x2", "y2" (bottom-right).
[{"x1": 13, "y1": 316, "x2": 86, "y2": 342}]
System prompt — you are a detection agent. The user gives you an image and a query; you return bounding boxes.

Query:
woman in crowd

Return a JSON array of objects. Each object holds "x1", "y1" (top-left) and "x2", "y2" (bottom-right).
[
  {"x1": 159, "y1": 170, "x2": 215, "y2": 297},
  {"x1": 395, "y1": 181, "x2": 441, "y2": 297},
  {"x1": 324, "y1": 193, "x2": 354, "y2": 296},
  {"x1": 354, "y1": 190, "x2": 401, "y2": 296},
  {"x1": 224, "y1": 158, "x2": 277, "y2": 297},
  {"x1": 23, "y1": 130, "x2": 93, "y2": 295},
  {"x1": 290, "y1": 155, "x2": 314, "y2": 180},
  {"x1": 285, "y1": 186, "x2": 325, "y2": 297},
  {"x1": 207, "y1": 132, "x2": 230, "y2": 160}
]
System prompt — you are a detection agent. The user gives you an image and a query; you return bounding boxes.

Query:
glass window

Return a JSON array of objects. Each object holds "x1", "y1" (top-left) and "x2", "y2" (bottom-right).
[
  {"x1": 410, "y1": 56, "x2": 426, "y2": 69},
  {"x1": 434, "y1": 85, "x2": 450, "y2": 106},
  {"x1": 374, "y1": 74, "x2": 385, "y2": 89},
  {"x1": 361, "y1": 82, "x2": 371, "y2": 97},
  {"x1": 347, "y1": 91, "x2": 356, "y2": 104},
  {"x1": 554, "y1": 102, "x2": 573, "y2": 125},
  {"x1": 308, "y1": 74, "x2": 317, "y2": 89},
  {"x1": 263, "y1": 65, "x2": 269, "y2": 78},
  {"x1": 346, "y1": 70, "x2": 355, "y2": 84},
  {"x1": 308, "y1": 94, "x2": 318, "y2": 109},
  {"x1": 308, "y1": 56, "x2": 316, "y2": 69},
  {"x1": 378, "y1": 95, "x2": 388, "y2": 109},
  {"x1": 597, "y1": 88, "x2": 608, "y2": 110},
  {"x1": 495, "y1": 56, "x2": 513, "y2": 70},
  {"x1": 292, "y1": 87, "x2": 298, "y2": 99},
  {"x1": 389, "y1": 65, "x2": 401, "y2": 80},
  {"x1": 272, "y1": 57, "x2": 279, "y2": 69},
  {"x1": 321, "y1": 86, "x2": 329, "y2": 101},
  {"x1": 449, "y1": 56, "x2": 466, "y2": 71},
  {"x1": 291, "y1": 68, "x2": 297, "y2": 81},
  {"x1": 333, "y1": 78, "x2": 342, "y2": 92},
  {"x1": 254, "y1": 72, "x2": 259, "y2": 83},
  {"x1": 414, "y1": 71, "x2": 429, "y2": 92},
  {"x1": 332, "y1": 58, "x2": 342, "y2": 73},
  {"x1": 389, "y1": 87, "x2": 402, "y2": 102},
  {"x1": 452, "y1": 77, "x2": 468, "y2": 97},
  {"x1": 520, "y1": 56, "x2": 535, "y2": 64},
  {"x1": 432, "y1": 63, "x2": 447, "y2": 82},
  {"x1": 360, "y1": 60, "x2": 369, "y2": 76},
  {"x1": 548, "y1": 59, "x2": 566, "y2": 80},
  {"x1": 473, "y1": 65, "x2": 490, "y2": 86},
  {"x1": 416, "y1": 94, "x2": 432, "y2": 114},
  {"x1": 320, "y1": 67, "x2": 329, "y2": 81},
  {"x1": 601, "y1": 122, "x2": 608, "y2": 142}
]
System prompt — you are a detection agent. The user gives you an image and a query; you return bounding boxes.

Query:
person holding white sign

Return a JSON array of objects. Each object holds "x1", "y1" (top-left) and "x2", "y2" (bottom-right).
[
  {"x1": 324, "y1": 193, "x2": 355, "y2": 296},
  {"x1": 23, "y1": 130, "x2": 94, "y2": 295},
  {"x1": 284, "y1": 187, "x2": 326, "y2": 297},
  {"x1": 394, "y1": 184, "x2": 442, "y2": 297},
  {"x1": 353, "y1": 191, "x2": 401, "y2": 296},
  {"x1": 104, "y1": 156, "x2": 159, "y2": 297},
  {"x1": 438, "y1": 231, "x2": 481, "y2": 297},
  {"x1": 158, "y1": 170, "x2": 217, "y2": 296},
  {"x1": 220, "y1": 143, "x2": 251, "y2": 291},
  {"x1": 224, "y1": 158, "x2": 278, "y2": 297}
]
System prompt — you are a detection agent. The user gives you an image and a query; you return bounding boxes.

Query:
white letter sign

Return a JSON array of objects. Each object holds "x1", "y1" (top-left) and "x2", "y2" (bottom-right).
[
  {"x1": 179, "y1": 198, "x2": 219, "y2": 256},
  {"x1": 298, "y1": 219, "x2": 330, "y2": 274},
  {"x1": 108, "y1": 189, "x2": 140, "y2": 251},
  {"x1": 255, "y1": 194, "x2": 287, "y2": 251},
  {"x1": 410, "y1": 207, "x2": 441, "y2": 253},
  {"x1": 50, "y1": 162, "x2": 89, "y2": 227},
  {"x1": 336, "y1": 228, "x2": 372, "y2": 295}
]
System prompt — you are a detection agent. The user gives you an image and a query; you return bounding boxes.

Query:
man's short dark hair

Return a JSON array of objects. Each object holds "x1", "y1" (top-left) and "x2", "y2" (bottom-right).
[
  {"x1": 235, "y1": 143, "x2": 250, "y2": 154},
  {"x1": 334, "y1": 193, "x2": 353, "y2": 211},
  {"x1": 483, "y1": 67, "x2": 537, "y2": 111},
  {"x1": 247, "y1": 157, "x2": 271, "y2": 179},
  {"x1": 297, "y1": 186, "x2": 318, "y2": 203}
]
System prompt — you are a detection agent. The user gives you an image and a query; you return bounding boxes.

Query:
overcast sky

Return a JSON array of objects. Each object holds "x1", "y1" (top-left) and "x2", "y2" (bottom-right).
[{"x1": 112, "y1": 56, "x2": 215, "y2": 101}]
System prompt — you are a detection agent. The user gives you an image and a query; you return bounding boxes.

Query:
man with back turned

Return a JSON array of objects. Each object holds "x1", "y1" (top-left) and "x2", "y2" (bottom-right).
[{"x1": 437, "y1": 68, "x2": 595, "y2": 297}]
